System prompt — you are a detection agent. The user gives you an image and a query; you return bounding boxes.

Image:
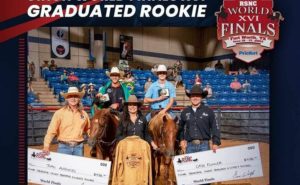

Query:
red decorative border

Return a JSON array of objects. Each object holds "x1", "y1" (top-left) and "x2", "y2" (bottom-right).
[
  {"x1": 18, "y1": 38, "x2": 26, "y2": 184},
  {"x1": 0, "y1": 0, "x2": 101, "y2": 43}
]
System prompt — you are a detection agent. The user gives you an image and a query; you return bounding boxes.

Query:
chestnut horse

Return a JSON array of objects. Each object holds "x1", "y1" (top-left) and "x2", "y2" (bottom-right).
[
  {"x1": 148, "y1": 113, "x2": 178, "y2": 183},
  {"x1": 87, "y1": 108, "x2": 119, "y2": 161}
]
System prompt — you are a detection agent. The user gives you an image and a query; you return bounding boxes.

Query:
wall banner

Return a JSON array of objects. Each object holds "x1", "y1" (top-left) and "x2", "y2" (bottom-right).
[
  {"x1": 51, "y1": 27, "x2": 71, "y2": 59},
  {"x1": 120, "y1": 35, "x2": 133, "y2": 61}
]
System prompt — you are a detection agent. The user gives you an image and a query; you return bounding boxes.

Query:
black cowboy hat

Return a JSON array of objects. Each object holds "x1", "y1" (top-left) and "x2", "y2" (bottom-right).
[
  {"x1": 186, "y1": 85, "x2": 208, "y2": 98},
  {"x1": 123, "y1": 95, "x2": 143, "y2": 106}
]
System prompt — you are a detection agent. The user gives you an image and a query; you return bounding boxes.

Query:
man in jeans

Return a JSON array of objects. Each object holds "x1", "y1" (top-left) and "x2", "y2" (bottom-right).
[
  {"x1": 43, "y1": 87, "x2": 90, "y2": 156},
  {"x1": 179, "y1": 84, "x2": 221, "y2": 160}
]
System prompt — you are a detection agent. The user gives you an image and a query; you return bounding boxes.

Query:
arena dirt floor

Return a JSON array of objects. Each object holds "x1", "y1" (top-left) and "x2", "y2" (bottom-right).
[{"x1": 28, "y1": 139, "x2": 269, "y2": 185}]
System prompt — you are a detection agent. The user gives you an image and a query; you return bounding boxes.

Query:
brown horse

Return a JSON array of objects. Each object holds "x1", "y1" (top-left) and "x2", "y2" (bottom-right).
[
  {"x1": 87, "y1": 108, "x2": 119, "y2": 161},
  {"x1": 148, "y1": 113, "x2": 178, "y2": 183}
]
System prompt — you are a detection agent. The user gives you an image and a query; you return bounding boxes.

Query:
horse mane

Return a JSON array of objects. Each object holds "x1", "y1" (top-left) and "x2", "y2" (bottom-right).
[
  {"x1": 148, "y1": 113, "x2": 172, "y2": 140},
  {"x1": 90, "y1": 108, "x2": 119, "y2": 161},
  {"x1": 93, "y1": 109, "x2": 118, "y2": 124}
]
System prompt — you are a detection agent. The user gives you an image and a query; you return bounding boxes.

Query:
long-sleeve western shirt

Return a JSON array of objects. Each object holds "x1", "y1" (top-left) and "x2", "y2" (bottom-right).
[
  {"x1": 179, "y1": 104, "x2": 221, "y2": 145},
  {"x1": 43, "y1": 107, "x2": 90, "y2": 148},
  {"x1": 116, "y1": 115, "x2": 152, "y2": 143}
]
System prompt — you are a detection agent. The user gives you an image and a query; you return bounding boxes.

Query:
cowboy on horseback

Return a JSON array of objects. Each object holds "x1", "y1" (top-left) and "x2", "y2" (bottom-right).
[
  {"x1": 90, "y1": 67, "x2": 131, "y2": 157},
  {"x1": 91, "y1": 67, "x2": 131, "y2": 117},
  {"x1": 144, "y1": 64, "x2": 177, "y2": 121}
]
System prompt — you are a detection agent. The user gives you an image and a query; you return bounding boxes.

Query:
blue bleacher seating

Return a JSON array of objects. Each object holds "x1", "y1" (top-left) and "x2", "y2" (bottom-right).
[{"x1": 55, "y1": 67, "x2": 269, "y2": 107}]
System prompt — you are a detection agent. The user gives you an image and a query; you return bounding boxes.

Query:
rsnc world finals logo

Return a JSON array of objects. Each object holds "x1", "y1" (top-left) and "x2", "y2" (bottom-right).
[{"x1": 216, "y1": 0, "x2": 283, "y2": 63}]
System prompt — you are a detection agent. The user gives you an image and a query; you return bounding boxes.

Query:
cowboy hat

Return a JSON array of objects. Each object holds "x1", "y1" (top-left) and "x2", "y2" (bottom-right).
[
  {"x1": 186, "y1": 85, "x2": 208, "y2": 98},
  {"x1": 154, "y1": 64, "x2": 169, "y2": 76},
  {"x1": 61, "y1": 87, "x2": 85, "y2": 99},
  {"x1": 123, "y1": 95, "x2": 143, "y2": 106},
  {"x1": 80, "y1": 83, "x2": 86, "y2": 89},
  {"x1": 106, "y1": 67, "x2": 121, "y2": 77},
  {"x1": 88, "y1": 83, "x2": 95, "y2": 87},
  {"x1": 156, "y1": 65, "x2": 167, "y2": 72}
]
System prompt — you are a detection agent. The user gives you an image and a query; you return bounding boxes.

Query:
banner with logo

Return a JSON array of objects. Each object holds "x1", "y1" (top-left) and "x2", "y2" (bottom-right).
[
  {"x1": 51, "y1": 27, "x2": 71, "y2": 59},
  {"x1": 216, "y1": 0, "x2": 283, "y2": 63},
  {"x1": 120, "y1": 35, "x2": 133, "y2": 61},
  {"x1": 89, "y1": 28, "x2": 96, "y2": 62}
]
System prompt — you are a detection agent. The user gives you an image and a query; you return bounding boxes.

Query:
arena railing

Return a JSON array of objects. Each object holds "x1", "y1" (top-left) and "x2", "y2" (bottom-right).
[
  {"x1": 27, "y1": 104, "x2": 269, "y2": 112},
  {"x1": 27, "y1": 104, "x2": 269, "y2": 145}
]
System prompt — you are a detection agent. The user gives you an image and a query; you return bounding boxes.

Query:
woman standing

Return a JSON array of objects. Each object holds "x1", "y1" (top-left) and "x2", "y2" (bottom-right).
[{"x1": 116, "y1": 95, "x2": 158, "y2": 150}]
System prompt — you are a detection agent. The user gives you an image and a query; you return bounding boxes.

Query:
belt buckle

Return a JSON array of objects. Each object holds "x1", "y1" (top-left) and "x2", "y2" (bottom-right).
[
  {"x1": 192, "y1": 140, "x2": 201, "y2": 145},
  {"x1": 60, "y1": 141, "x2": 78, "y2": 147},
  {"x1": 68, "y1": 141, "x2": 78, "y2": 147},
  {"x1": 70, "y1": 141, "x2": 82, "y2": 147}
]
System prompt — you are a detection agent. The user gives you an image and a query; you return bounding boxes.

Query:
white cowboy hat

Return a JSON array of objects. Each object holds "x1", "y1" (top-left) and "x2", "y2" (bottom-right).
[
  {"x1": 80, "y1": 83, "x2": 86, "y2": 88},
  {"x1": 154, "y1": 64, "x2": 169, "y2": 76},
  {"x1": 88, "y1": 83, "x2": 95, "y2": 87},
  {"x1": 106, "y1": 67, "x2": 121, "y2": 77},
  {"x1": 156, "y1": 65, "x2": 167, "y2": 72},
  {"x1": 61, "y1": 87, "x2": 84, "y2": 99}
]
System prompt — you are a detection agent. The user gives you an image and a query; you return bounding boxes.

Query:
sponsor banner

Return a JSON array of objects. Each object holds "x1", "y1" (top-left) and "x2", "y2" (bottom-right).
[
  {"x1": 51, "y1": 27, "x2": 70, "y2": 59},
  {"x1": 28, "y1": 148, "x2": 111, "y2": 185},
  {"x1": 120, "y1": 35, "x2": 133, "y2": 61},
  {"x1": 89, "y1": 28, "x2": 96, "y2": 61},
  {"x1": 173, "y1": 143, "x2": 263, "y2": 185},
  {"x1": 216, "y1": 0, "x2": 283, "y2": 63}
]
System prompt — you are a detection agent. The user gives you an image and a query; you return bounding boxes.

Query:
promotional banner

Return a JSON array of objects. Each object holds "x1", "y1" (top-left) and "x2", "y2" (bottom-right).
[
  {"x1": 120, "y1": 35, "x2": 133, "y2": 61},
  {"x1": 173, "y1": 143, "x2": 263, "y2": 185},
  {"x1": 89, "y1": 28, "x2": 96, "y2": 62},
  {"x1": 51, "y1": 27, "x2": 71, "y2": 59},
  {"x1": 216, "y1": 0, "x2": 283, "y2": 62},
  {"x1": 28, "y1": 148, "x2": 111, "y2": 185}
]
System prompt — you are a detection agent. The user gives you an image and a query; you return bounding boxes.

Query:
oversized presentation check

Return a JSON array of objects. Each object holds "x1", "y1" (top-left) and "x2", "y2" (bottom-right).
[
  {"x1": 173, "y1": 143, "x2": 263, "y2": 185},
  {"x1": 28, "y1": 148, "x2": 111, "y2": 185}
]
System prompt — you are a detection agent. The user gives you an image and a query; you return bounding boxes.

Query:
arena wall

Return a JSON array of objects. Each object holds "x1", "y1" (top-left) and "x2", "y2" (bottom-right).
[
  {"x1": 101, "y1": 27, "x2": 232, "y2": 69},
  {"x1": 28, "y1": 27, "x2": 91, "y2": 78},
  {"x1": 28, "y1": 27, "x2": 233, "y2": 78}
]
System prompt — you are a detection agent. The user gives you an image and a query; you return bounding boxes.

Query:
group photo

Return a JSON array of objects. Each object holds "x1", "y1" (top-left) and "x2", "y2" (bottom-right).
[{"x1": 27, "y1": 27, "x2": 269, "y2": 185}]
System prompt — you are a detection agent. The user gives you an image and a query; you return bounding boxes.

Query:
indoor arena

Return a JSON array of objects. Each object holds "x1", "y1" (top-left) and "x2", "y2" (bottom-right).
[{"x1": 27, "y1": 27, "x2": 269, "y2": 185}]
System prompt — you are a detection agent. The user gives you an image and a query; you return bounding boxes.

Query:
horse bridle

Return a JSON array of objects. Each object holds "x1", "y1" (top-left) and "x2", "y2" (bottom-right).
[
  {"x1": 155, "y1": 123, "x2": 176, "y2": 158},
  {"x1": 95, "y1": 115, "x2": 117, "y2": 147}
]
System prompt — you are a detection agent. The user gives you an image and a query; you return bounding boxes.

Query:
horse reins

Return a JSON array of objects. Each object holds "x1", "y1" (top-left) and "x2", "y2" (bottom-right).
[
  {"x1": 96, "y1": 116, "x2": 117, "y2": 147},
  {"x1": 155, "y1": 123, "x2": 176, "y2": 158}
]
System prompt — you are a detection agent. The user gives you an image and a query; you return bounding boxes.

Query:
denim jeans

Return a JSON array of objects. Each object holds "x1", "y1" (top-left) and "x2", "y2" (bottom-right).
[
  {"x1": 186, "y1": 140, "x2": 210, "y2": 154},
  {"x1": 57, "y1": 143, "x2": 84, "y2": 156},
  {"x1": 186, "y1": 140, "x2": 210, "y2": 185}
]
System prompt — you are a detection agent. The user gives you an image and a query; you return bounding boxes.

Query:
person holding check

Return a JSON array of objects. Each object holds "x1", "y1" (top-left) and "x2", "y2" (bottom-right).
[
  {"x1": 144, "y1": 64, "x2": 176, "y2": 121},
  {"x1": 179, "y1": 84, "x2": 221, "y2": 156},
  {"x1": 43, "y1": 87, "x2": 90, "y2": 156}
]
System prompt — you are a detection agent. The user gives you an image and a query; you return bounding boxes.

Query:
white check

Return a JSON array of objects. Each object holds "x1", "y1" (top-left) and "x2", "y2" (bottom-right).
[
  {"x1": 28, "y1": 148, "x2": 111, "y2": 185},
  {"x1": 173, "y1": 143, "x2": 263, "y2": 185}
]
